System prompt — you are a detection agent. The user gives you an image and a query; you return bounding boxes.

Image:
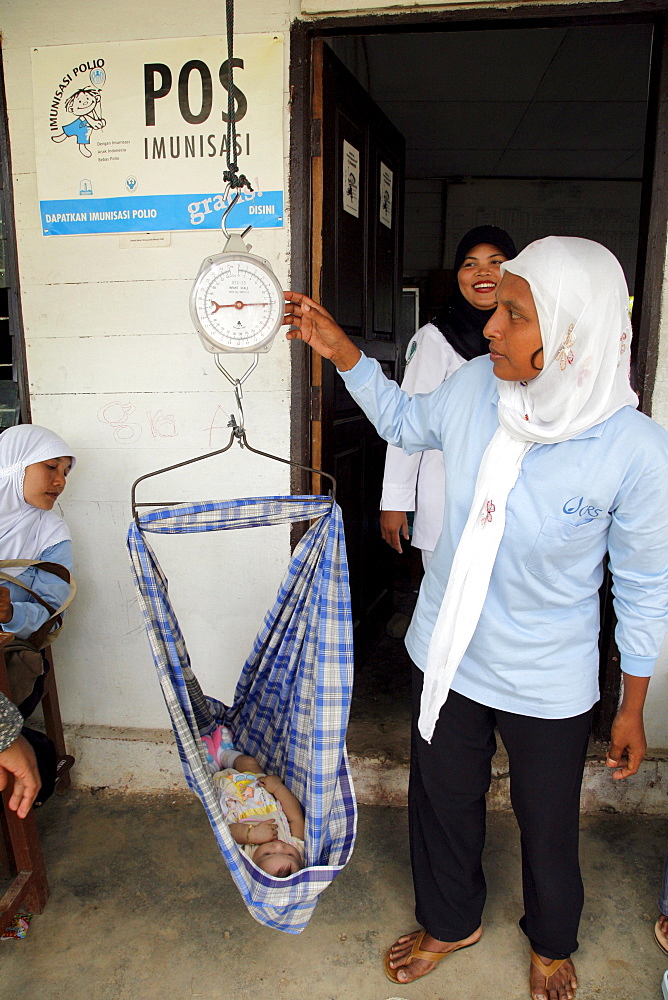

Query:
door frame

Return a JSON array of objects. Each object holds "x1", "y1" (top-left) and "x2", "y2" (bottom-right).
[
  {"x1": 289, "y1": 2, "x2": 668, "y2": 734},
  {"x1": 290, "y1": 2, "x2": 668, "y2": 456},
  {"x1": 0, "y1": 45, "x2": 30, "y2": 423}
]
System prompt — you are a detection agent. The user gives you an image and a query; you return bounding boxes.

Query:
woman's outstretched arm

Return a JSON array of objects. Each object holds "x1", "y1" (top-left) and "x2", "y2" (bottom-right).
[
  {"x1": 284, "y1": 292, "x2": 361, "y2": 371},
  {"x1": 285, "y1": 291, "x2": 447, "y2": 457}
]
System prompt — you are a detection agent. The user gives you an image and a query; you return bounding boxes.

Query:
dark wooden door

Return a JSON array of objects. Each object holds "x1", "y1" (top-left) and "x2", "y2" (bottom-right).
[{"x1": 310, "y1": 41, "x2": 405, "y2": 631}]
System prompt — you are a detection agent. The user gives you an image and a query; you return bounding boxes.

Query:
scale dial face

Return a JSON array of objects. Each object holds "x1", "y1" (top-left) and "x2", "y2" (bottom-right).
[{"x1": 190, "y1": 252, "x2": 284, "y2": 353}]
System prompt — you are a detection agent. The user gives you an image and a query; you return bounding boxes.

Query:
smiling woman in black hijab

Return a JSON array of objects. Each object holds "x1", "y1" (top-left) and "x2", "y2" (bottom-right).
[
  {"x1": 380, "y1": 224, "x2": 517, "y2": 567},
  {"x1": 435, "y1": 225, "x2": 518, "y2": 360}
]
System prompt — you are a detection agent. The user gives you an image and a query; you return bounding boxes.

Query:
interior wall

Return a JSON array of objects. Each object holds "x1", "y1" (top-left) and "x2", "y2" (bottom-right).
[
  {"x1": 1, "y1": 0, "x2": 302, "y2": 730},
  {"x1": 332, "y1": 24, "x2": 651, "y2": 294},
  {"x1": 443, "y1": 178, "x2": 643, "y2": 288},
  {"x1": 403, "y1": 179, "x2": 443, "y2": 277}
]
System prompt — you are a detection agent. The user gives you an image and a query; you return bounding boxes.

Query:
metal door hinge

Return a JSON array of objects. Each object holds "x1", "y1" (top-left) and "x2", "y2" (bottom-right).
[
  {"x1": 310, "y1": 385, "x2": 322, "y2": 421},
  {"x1": 310, "y1": 119, "x2": 321, "y2": 157}
]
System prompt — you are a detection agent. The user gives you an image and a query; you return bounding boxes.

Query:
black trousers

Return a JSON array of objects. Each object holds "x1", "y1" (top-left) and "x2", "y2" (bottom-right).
[{"x1": 409, "y1": 665, "x2": 593, "y2": 960}]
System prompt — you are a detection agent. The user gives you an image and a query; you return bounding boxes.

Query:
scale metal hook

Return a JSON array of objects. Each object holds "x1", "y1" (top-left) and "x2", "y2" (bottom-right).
[
  {"x1": 221, "y1": 189, "x2": 240, "y2": 240},
  {"x1": 221, "y1": 186, "x2": 253, "y2": 243},
  {"x1": 214, "y1": 354, "x2": 259, "y2": 442}
]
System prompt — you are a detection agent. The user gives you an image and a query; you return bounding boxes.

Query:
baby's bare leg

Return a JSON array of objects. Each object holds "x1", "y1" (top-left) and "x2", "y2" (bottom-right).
[{"x1": 232, "y1": 753, "x2": 264, "y2": 774}]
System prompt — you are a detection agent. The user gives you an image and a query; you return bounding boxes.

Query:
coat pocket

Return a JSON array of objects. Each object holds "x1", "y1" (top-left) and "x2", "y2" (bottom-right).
[{"x1": 525, "y1": 516, "x2": 606, "y2": 586}]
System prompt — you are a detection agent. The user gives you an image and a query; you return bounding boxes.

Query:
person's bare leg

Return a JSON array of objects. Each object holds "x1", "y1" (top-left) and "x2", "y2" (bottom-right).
[
  {"x1": 387, "y1": 926, "x2": 482, "y2": 984},
  {"x1": 529, "y1": 953, "x2": 578, "y2": 1000}
]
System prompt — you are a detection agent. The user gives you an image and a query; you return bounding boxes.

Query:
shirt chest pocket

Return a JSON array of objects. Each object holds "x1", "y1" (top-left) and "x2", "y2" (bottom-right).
[{"x1": 525, "y1": 516, "x2": 607, "y2": 586}]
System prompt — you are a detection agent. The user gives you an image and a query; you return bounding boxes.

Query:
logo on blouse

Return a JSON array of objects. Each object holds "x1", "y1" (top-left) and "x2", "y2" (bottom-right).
[{"x1": 563, "y1": 496, "x2": 602, "y2": 518}]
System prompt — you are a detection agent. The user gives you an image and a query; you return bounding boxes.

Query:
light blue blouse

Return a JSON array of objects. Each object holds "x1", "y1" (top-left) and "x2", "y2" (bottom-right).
[
  {"x1": 340, "y1": 354, "x2": 668, "y2": 719},
  {"x1": 0, "y1": 539, "x2": 73, "y2": 640}
]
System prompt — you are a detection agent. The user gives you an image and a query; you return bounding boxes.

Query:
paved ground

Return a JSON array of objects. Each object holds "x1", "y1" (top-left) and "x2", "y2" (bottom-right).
[{"x1": 1, "y1": 791, "x2": 667, "y2": 1000}]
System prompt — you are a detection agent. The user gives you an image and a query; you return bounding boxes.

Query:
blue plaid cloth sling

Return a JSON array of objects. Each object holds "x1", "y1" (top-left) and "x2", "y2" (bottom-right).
[{"x1": 127, "y1": 496, "x2": 356, "y2": 933}]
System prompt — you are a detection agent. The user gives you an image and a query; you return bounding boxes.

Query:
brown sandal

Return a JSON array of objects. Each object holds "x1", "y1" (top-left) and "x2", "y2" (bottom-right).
[
  {"x1": 530, "y1": 948, "x2": 569, "y2": 997},
  {"x1": 384, "y1": 928, "x2": 480, "y2": 984},
  {"x1": 655, "y1": 919, "x2": 668, "y2": 956}
]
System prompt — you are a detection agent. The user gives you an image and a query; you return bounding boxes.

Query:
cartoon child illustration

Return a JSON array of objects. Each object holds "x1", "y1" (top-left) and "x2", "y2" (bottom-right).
[{"x1": 51, "y1": 88, "x2": 106, "y2": 158}]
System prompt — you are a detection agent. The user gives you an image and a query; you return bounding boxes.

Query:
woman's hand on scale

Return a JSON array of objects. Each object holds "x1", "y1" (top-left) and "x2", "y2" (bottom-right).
[{"x1": 284, "y1": 292, "x2": 362, "y2": 372}]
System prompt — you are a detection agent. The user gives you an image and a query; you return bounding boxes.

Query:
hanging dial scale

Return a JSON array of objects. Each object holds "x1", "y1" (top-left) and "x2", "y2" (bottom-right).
[
  {"x1": 190, "y1": 231, "x2": 284, "y2": 355},
  {"x1": 190, "y1": 0, "x2": 283, "y2": 358}
]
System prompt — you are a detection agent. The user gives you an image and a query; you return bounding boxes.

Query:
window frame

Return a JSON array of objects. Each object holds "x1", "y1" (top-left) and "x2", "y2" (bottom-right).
[{"x1": 0, "y1": 44, "x2": 30, "y2": 424}]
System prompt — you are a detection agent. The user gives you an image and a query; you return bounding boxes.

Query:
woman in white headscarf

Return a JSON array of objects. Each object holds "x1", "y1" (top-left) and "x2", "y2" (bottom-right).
[
  {"x1": 284, "y1": 237, "x2": 668, "y2": 1000},
  {"x1": 0, "y1": 425, "x2": 75, "y2": 706}
]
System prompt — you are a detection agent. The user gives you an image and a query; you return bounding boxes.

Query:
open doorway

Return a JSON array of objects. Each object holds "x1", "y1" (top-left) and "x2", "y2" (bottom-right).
[{"x1": 290, "y1": 11, "x2": 664, "y2": 746}]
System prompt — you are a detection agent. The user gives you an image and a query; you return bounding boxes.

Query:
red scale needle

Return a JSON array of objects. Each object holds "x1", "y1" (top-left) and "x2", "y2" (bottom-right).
[{"x1": 210, "y1": 300, "x2": 269, "y2": 312}]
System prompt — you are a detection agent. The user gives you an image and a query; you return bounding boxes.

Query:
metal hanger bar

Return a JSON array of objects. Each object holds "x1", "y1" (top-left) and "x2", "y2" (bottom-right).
[
  {"x1": 131, "y1": 427, "x2": 336, "y2": 524},
  {"x1": 133, "y1": 496, "x2": 322, "y2": 509},
  {"x1": 131, "y1": 430, "x2": 236, "y2": 523},
  {"x1": 237, "y1": 429, "x2": 336, "y2": 498}
]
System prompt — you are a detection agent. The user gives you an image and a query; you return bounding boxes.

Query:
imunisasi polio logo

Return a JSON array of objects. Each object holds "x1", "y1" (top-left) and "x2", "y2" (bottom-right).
[{"x1": 49, "y1": 61, "x2": 107, "y2": 159}]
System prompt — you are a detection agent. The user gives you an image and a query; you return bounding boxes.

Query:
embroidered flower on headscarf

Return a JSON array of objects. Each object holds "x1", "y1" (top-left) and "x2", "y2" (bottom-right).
[
  {"x1": 576, "y1": 356, "x2": 593, "y2": 387},
  {"x1": 480, "y1": 500, "x2": 495, "y2": 525},
  {"x1": 556, "y1": 324, "x2": 576, "y2": 370},
  {"x1": 617, "y1": 330, "x2": 629, "y2": 368}
]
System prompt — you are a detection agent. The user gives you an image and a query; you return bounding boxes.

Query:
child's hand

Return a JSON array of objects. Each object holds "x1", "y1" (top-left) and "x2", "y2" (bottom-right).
[
  {"x1": 258, "y1": 774, "x2": 283, "y2": 795},
  {"x1": 249, "y1": 820, "x2": 278, "y2": 844}
]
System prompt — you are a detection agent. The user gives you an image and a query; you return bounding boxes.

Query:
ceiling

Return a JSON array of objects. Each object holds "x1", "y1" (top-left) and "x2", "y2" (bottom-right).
[{"x1": 329, "y1": 23, "x2": 654, "y2": 180}]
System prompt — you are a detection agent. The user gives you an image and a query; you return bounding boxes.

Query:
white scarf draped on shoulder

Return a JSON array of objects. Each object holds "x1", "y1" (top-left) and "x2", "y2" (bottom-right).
[
  {"x1": 0, "y1": 425, "x2": 76, "y2": 577},
  {"x1": 419, "y1": 236, "x2": 638, "y2": 742}
]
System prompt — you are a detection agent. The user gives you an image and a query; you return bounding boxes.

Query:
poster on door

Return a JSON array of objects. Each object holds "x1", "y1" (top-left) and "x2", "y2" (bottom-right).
[
  {"x1": 32, "y1": 34, "x2": 284, "y2": 236},
  {"x1": 379, "y1": 162, "x2": 393, "y2": 229},
  {"x1": 342, "y1": 140, "x2": 360, "y2": 218}
]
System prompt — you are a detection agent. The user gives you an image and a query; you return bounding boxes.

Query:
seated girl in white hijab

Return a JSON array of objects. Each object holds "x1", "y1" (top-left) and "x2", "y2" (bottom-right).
[{"x1": 0, "y1": 425, "x2": 75, "y2": 708}]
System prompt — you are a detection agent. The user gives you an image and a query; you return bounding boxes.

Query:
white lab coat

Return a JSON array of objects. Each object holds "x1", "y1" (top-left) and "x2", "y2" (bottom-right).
[{"x1": 380, "y1": 322, "x2": 465, "y2": 554}]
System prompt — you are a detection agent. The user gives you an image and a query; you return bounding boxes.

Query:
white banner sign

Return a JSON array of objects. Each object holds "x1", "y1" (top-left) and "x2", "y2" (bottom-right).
[{"x1": 32, "y1": 34, "x2": 284, "y2": 236}]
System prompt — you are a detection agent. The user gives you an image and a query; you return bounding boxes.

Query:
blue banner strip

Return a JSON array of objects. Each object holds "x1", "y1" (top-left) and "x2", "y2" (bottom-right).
[{"x1": 40, "y1": 191, "x2": 284, "y2": 235}]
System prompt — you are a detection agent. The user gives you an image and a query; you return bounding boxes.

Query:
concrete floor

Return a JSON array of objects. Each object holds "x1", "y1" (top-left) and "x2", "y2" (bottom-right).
[{"x1": 2, "y1": 791, "x2": 667, "y2": 1000}]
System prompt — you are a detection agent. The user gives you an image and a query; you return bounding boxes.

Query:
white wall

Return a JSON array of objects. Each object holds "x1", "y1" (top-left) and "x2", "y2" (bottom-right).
[{"x1": 1, "y1": 0, "x2": 302, "y2": 731}]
